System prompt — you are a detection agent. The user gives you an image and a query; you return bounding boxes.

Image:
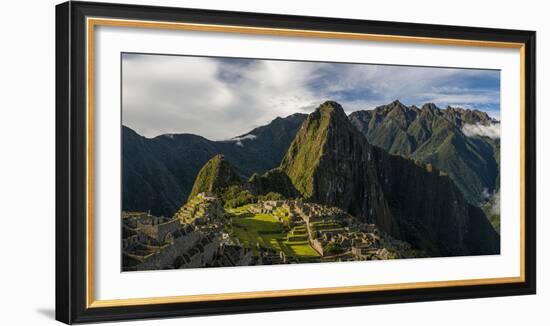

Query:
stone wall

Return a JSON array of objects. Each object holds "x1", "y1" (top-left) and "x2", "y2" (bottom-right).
[
  {"x1": 138, "y1": 217, "x2": 180, "y2": 242},
  {"x1": 135, "y1": 232, "x2": 221, "y2": 270}
]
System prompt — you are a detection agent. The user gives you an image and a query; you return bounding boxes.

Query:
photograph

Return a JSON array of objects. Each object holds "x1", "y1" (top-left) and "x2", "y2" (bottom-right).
[
  {"x1": 0, "y1": 0, "x2": 544, "y2": 324},
  {"x1": 121, "y1": 54, "x2": 502, "y2": 271},
  {"x1": 43, "y1": 0, "x2": 539, "y2": 324}
]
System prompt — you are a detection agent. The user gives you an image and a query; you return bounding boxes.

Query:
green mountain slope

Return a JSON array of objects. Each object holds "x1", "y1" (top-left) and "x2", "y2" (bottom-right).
[
  {"x1": 282, "y1": 101, "x2": 499, "y2": 256},
  {"x1": 188, "y1": 154, "x2": 243, "y2": 199},
  {"x1": 122, "y1": 127, "x2": 187, "y2": 216},
  {"x1": 349, "y1": 101, "x2": 500, "y2": 206},
  {"x1": 281, "y1": 101, "x2": 397, "y2": 235},
  {"x1": 248, "y1": 168, "x2": 298, "y2": 199},
  {"x1": 122, "y1": 113, "x2": 306, "y2": 217}
]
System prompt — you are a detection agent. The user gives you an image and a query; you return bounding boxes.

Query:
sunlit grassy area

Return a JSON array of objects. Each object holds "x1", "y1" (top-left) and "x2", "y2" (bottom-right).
[
  {"x1": 285, "y1": 241, "x2": 320, "y2": 260},
  {"x1": 228, "y1": 205, "x2": 319, "y2": 260},
  {"x1": 229, "y1": 209, "x2": 285, "y2": 254}
]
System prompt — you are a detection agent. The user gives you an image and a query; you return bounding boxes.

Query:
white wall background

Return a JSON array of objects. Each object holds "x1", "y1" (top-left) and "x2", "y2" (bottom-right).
[{"x1": 0, "y1": 0, "x2": 546, "y2": 324}]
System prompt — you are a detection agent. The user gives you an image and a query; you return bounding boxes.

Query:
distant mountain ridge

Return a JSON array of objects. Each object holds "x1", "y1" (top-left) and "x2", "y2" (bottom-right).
[
  {"x1": 349, "y1": 100, "x2": 500, "y2": 206},
  {"x1": 122, "y1": 113, "x2": 307, "y2": 217}
]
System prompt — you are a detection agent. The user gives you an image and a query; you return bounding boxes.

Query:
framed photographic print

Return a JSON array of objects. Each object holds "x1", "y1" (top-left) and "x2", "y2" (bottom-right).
[{"x1": 55, "y1": 1, "x2": 536, "y2": 324}]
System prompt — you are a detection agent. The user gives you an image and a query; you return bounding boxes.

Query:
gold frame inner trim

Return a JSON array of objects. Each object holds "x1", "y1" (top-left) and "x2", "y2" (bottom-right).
[{"x1": 85, "y1": 17, "x2": 527, "y2": 309}]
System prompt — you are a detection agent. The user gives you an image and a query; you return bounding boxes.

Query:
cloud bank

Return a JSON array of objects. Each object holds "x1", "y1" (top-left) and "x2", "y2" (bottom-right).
[
  {"x1": 224, "y1": 134, "x2": 258, "y2": 147},
  {"x1": 122, "y1": 53, "x2": 500, "y2": 139},
  {"x1": 462, "y1": 123, "x2": 501, "y2": 139},
  {"x1": 482, "y1": 188, "x2": 501, "y2": 216}
]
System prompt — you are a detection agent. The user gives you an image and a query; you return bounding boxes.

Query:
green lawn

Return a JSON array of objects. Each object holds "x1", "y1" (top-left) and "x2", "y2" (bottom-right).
[
  {"x1": 285, "y1": 241, "x2": 320, "y2": 260},
  {"x1": 229, "y1": 210, "x2": 285, "y2": 254},
  {"x1": 228, "y1": 205, "x2": 319, "y2": 261}
]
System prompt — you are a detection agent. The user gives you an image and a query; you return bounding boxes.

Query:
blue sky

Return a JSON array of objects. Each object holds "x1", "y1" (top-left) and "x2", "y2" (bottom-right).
[{"x1": 122, "y1": 53, "x2": 500, "y2": 139}]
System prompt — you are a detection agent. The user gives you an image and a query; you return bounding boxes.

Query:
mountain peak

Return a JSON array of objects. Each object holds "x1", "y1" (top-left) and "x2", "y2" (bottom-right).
[
  {"x1": 281, "y1": 101, "x2": 356, "y2": 198},
  {"x1": 443, "y1": 106, "x2": 495, "y2": 125},
  {"x1": 309, "y1": 101, "x2": 352, "y2": 131},
  {"x1": 370, "y1": 100, "x2": 415, "y2": 116},
  {"x1": 122, "y1": 125, "x2": 142, "y2": 138},
  {"x1": 390, "y1": 99, "x2": 406, "y2": 107},
  {"x1": 281, "y1": 101, "x2": 396, "y2": 233},
  {"x1": 316, "y1": 100, "x2": 347, "y2": 117},
  {"x1": 188, "y1": 154, "x2": 242, "y2": 200},
  {"x1": 211, "y1": 153, "x2": 225, "y2": 162},
  {"x1": 319, "y1": 100, "x2": 344, "y2": 109},
  {"x1": 421, "y1": 102, "x2": 439, "y2": 112}
]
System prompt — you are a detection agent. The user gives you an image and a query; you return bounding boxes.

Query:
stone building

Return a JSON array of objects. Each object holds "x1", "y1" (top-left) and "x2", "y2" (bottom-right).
[
  {"x1": 174, "y1": 192, "x2": 224, "y2": 225},
  {"x1": 136, "y1": 214, "x2": 180, "y2": 243}
]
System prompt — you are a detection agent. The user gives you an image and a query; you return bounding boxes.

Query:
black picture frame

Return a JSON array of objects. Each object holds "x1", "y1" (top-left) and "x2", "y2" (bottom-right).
[{"x1": 56, "y1": 1, "x2": 536, "y2": 324}]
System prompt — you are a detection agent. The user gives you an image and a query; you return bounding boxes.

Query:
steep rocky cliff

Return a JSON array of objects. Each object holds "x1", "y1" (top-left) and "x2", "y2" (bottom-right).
[
  {"x1": 281, "y1": 101, "x2": 397, "y2": 235},
  {"x1": 282, "y1": 101, "x2": 499, "y2": 256},
  {"x1": 371, "y1": 146, "x2": 499, "y2": 255}
]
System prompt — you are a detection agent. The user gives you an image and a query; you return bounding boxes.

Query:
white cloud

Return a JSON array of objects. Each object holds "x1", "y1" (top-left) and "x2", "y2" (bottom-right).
[
  {"x1": 448, "y1": 104, "x2": 501, "y2": 120},
  {"x1": 122, "y1": 54, "x2": 500, "y2": 139},
  {"x1": 123, "y1": 55, "x2": 234, "y2": 139},
  {"x1": 123, "y1": 54, "x2": 321, "y2": 140},
  {"x1": 482, "y1": 188, "x2": 501, "y2": 216},
  {"x1": 223, "y1": 134, "x2": 258, "y2": 147},
  {"x1": 462, "y1": 123, "x2": 501, "y2": 139},
  {"x1": 300, "y1": 64, "x2": 500, "y2": 114},
  {"x1": 491, "y1": 190, "x2": 501, "y2": 216}
]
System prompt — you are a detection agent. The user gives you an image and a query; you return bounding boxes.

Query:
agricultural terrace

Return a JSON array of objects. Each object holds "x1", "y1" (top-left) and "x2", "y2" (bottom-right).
[
  {"x1": 309, "y1": 221, "x2": 344, "y2": 233},
  {"x1": 226, "y1": 205, "x2": 320, "y2": 262}
]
